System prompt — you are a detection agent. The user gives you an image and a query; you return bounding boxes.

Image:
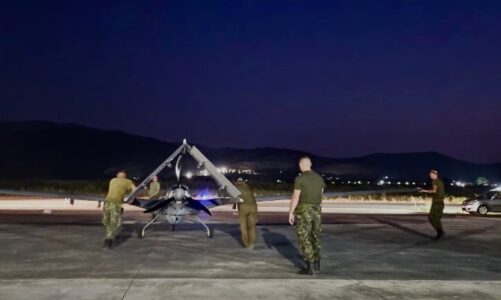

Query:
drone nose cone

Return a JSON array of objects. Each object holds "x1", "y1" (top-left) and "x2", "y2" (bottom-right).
[{"x1": 174, "y1": 188, "x2": 185, "y2": 201}]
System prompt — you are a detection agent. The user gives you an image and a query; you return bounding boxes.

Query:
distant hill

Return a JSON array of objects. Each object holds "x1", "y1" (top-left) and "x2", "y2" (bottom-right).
[{"x1": 1, "y1": 121, "x2": 500, "y2": 182}]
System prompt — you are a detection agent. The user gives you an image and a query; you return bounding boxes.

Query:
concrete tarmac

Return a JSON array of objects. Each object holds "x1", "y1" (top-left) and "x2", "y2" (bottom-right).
[
  {"x1": 0, "y1": 198, "x2": 466, "y2": 214},
  {"x1": 0, "y1": 209, "x2": 500, "y2": 299}
]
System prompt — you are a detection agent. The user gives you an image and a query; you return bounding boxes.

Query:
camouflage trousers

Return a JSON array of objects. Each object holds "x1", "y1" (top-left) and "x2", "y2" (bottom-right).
[
  {"x1": 102, "y1": 201, "x2": 123, "y2": 239},
  {"x1": 428, "y1": 201, "x2": 444, "y2": 233},
  {"x1": 295, "y1": 204, "x2": 322, "y2": 262},
  {"x1": 238, "y1": 204, "x2": 257, "y2": 248}
]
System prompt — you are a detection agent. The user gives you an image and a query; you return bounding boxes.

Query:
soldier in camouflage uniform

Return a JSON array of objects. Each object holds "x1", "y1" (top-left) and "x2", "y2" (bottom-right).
[
  {"x1": 148, "y1": 176, "x2": 161, "y2": 199},
  {"x1": 419, "y1": 169, "x2": 446, "y2": 240},
  {"x1": 235, "y1": 177, "x2": 258, "y2": 250},
  {"x1": 289, "y1": 156, "x2": 325, "y2": 275},
  {"x1": 103, "y1": 170, "x2": 135, "y2": 249}
]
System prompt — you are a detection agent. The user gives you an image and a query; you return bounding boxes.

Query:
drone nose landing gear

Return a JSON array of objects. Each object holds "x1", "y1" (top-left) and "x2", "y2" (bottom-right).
[
  {"x1": 138, "y1": 213, "x2": 161, "y2": 239},
  {"x1": 195, "y1": 215, "x2": 214, "y2": 238}
]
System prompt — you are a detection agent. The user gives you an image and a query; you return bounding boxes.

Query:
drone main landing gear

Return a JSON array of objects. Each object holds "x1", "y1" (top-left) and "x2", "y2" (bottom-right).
[
  {"x1": 195, "y1": 215, "x2": 214, "y2": 238},
  {"x1": 138, "y1": 213, "x2": 161, "y2": 239}
]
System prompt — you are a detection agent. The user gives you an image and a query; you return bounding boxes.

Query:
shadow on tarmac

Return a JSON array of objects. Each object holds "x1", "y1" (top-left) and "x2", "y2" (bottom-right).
[
  {"x1": 114, "y1": 224, "x2": 135, "y2": 247},
  {"x1": 262, "y1": 228, "x2": 304, "y2": 269},
  {"x1": 217, "y1": 224, "x2": 245, "y2": 246},
  {"x1": 371, "y1": 217, "x2": 431, "y2": 239}
]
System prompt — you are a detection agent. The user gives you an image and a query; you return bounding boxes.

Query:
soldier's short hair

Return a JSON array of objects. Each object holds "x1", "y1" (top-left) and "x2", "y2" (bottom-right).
[
  {"x1": 430, "y1": 169, "x2": 438, "y2": 175},
  {"x1": 299, "y1": 155, "x2": 311, "y2": 163}
]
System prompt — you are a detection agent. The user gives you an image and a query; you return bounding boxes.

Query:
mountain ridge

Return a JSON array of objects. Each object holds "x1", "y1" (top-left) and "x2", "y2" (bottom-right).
[{"x1": 1, "y1": 120, "x2": 500, "y2": 181}]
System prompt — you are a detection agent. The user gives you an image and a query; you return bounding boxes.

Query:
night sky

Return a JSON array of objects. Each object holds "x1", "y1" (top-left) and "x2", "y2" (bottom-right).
[{"x1": 1, "y1": 1, "x2": 500, "y2": 163}]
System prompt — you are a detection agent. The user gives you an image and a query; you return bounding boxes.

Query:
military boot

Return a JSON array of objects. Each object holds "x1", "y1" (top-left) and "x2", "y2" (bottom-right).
[
  {"x1": 432, "y1": 230, "x2": 445, "y2": 241},
  {"x1": 313, "y1": 260, "x2": 320, "y2": 273},
  {"x1": 297, "y1": 261, "x2": 315, "y2": 276},
  {"x1": 103, "y1": 238, "x2": 113, "y2": 249}
]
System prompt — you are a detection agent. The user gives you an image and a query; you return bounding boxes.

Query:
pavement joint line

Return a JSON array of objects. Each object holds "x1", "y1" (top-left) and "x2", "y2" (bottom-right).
[
  {"x1": 121, "y1": 232, "x2": 159, "y2": 300},
  {"x1": 354, "y1": 279, "x2": 390, "y2": 300}
]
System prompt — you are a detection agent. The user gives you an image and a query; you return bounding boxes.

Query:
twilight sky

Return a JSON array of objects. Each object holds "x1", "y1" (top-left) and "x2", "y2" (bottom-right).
[{"x1": 1, "y1": 1, "x2": 500, "y2": 163}]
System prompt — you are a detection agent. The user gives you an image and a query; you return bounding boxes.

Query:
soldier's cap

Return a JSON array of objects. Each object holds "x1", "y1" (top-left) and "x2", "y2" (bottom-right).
[{"x1": 430, "y1": 170, "x2": 439, "y2": 175}]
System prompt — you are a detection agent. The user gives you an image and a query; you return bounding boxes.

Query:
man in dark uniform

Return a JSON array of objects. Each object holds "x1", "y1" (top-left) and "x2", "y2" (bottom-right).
[
  {"x1": 103, "y1": 170, "x2": 135, "y2": 249},
  {"x1": 419, "y1": 169, "x2": 446, "y2": 240},
  {"x1": 235, "y1": 177, "x2": 258, "y2": 250},
  {"x1": 289, "y1": 156, "x2": 325, "y2": 275}
]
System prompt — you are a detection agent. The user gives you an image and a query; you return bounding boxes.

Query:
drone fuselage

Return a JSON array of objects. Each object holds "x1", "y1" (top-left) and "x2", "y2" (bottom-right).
[
  {"x1": 156, "y1": 202, "x2": 198, "y2": 224},
  {"x1": 154, "y1": 185, "x2": 199, "y2": 224}
]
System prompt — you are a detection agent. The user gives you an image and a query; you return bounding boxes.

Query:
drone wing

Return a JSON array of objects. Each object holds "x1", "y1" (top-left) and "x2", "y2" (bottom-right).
[
  {"x1": 186, "y1": 198, "x2": 214, "y2": 216},
  {"x1": 128, "y1": 198, "x2": 170, "y2": 210},
  {"x1": 190, "y1": 197, "x2": 231, "y2": 209},
  {"x1": 139, "y1": 198, "x2": 174, "y2": 213},
  {"x1": 188, "y1": 146, "x2": 241, "y2": 202}
]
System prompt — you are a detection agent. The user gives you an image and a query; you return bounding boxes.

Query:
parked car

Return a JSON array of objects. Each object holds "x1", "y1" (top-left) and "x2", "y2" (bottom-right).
[{"x1": 462, "y1": 187, "x2": 501, "y2": 215}]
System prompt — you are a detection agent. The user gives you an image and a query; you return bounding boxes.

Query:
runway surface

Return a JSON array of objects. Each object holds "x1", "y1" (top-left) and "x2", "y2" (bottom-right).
[
  {"x1": 0, "y1": 198, "x2": 465, "y2": 214},
  {"x1": 0, "y1": 203, "x2": 500, "y2": 299}
]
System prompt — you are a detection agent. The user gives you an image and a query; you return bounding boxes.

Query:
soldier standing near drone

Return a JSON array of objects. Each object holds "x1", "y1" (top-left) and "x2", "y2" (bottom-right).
[
  {"x1": 235, "y1": 177, "x2": 258, "y2": 250},
  {"x1": 148, "y1": 176, "x2": 161, "y2": 199},
  {"x1": 289, "y1": 156, "x2": 325, "y2": 275},
  {"x1": 103, "y1": 170, "x2": 135, "y2": 249}
]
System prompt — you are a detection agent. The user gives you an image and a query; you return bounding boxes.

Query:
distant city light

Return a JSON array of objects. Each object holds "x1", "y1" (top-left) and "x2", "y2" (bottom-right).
[
  {"x1": 455, "y1": 181, "x2": 466, "y2": 187},
  {"x1": 185, "y1": 172, "x2": 193, "y2": 179}
]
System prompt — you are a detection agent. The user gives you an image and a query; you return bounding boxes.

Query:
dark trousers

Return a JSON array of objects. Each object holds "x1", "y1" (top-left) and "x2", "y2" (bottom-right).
[
  {"x1": 428, "y1": 201, "x2": 444, "y2": 233},
  {"x1": 238, "y1": 205, "x2": 257, "y2": 247}
]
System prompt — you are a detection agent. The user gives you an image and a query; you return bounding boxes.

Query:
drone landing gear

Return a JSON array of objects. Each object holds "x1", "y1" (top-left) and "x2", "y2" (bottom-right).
[
  {"x1": 195, "y1": 215, "x2": 214, "y2": 238},
  {"x1": 138, "y1": 213, "x2": 161, "y2": 239}
]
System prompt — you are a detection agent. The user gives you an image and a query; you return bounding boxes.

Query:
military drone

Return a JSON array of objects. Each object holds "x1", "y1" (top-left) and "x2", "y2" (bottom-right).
[{"x1": 125, "y1": 139, "x2": 242, "y2": 238}]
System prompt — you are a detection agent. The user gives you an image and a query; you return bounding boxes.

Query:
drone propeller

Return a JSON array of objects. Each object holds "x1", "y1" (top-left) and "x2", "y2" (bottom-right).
[{"x1": 175, "y1": 155, "x2": 183, "y2": 183}]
